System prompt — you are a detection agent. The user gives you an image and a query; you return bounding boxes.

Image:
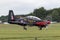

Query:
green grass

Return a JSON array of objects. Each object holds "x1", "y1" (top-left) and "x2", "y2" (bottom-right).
[{"x1": 0, "y1": 23, "x2": 60, "y2": 40}]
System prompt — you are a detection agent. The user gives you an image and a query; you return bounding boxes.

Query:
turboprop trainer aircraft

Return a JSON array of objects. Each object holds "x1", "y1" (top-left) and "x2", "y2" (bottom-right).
[{"x1": 8, "y1": 10, "x2": 50, "y2": 30}]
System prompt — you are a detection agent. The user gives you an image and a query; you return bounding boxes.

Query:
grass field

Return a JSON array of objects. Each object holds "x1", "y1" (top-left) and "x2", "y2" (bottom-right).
[{"x1": 0, "y1": 23, "x2": 60, "y2": 40}]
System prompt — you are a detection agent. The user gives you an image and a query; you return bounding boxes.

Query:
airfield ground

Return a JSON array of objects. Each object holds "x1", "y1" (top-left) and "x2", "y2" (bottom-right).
[{"x1": 0, "y1": 23, "x2": 60, "y2": 40}]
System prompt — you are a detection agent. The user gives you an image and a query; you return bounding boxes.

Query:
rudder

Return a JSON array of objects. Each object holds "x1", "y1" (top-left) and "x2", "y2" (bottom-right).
[{"x1": 8, "y1": 10, "x2": 15, "y2": 23}]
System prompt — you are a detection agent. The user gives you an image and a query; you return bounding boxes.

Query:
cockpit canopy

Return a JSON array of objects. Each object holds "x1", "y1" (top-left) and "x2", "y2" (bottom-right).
[{"x1": 26, "y1": 16, "x2": 41, "y2": 21}]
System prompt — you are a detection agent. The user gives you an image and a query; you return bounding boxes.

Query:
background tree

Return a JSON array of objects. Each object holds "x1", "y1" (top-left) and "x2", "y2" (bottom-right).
[
  {"x1": 33, "y1": 7, "x2": 47, "y2": 19},
  {"x1": 52, "y1": 10, "x2": 60, "y2": 22}
]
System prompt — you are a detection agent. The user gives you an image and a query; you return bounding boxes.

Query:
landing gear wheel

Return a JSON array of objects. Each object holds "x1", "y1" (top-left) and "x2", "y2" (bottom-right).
[
  {"x1": 23, "y1": 26, "x2": 27, "y2": 30},
  {"x1": 39, "y1": 26, "x2": 43, "y2": 30},
  {"x1": 38, "y1": 26, "x2": 43, "y2": 30}
]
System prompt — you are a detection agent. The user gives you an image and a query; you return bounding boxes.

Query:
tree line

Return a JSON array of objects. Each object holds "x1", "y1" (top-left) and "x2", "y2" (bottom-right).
[
  {"x1": 27, "y1": 7, "x2": 60, "y2": 22},
  {"x1": 0, "y1": 7, "x2": 60, "y2": 22}
]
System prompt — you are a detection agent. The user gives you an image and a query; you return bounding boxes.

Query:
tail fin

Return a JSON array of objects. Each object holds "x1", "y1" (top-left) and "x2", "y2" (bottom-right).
[{"x1": 8, "y1": 10, "x2": 15, "y2": 23}]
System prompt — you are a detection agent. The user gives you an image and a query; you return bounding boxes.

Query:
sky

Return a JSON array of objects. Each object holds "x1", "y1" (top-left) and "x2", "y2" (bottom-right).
[{"x1": 0, "y1": 0, "x2": 60, "y2": 16}]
